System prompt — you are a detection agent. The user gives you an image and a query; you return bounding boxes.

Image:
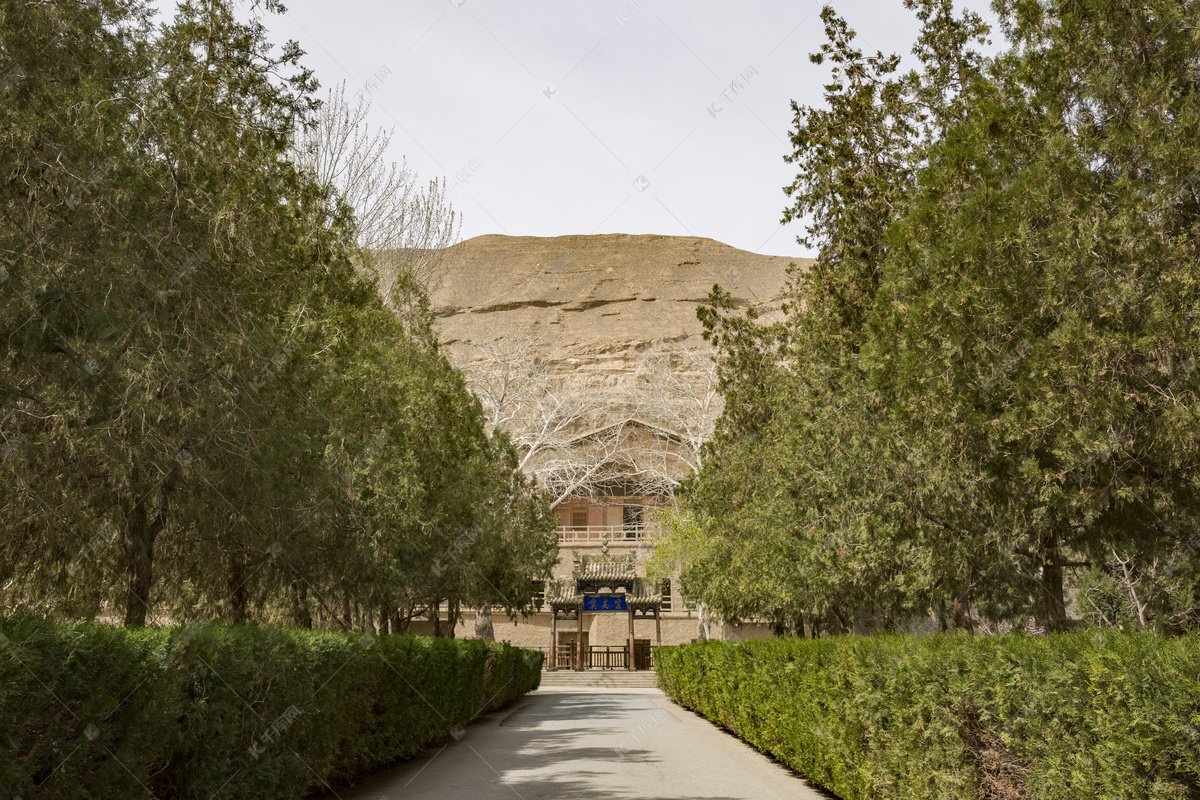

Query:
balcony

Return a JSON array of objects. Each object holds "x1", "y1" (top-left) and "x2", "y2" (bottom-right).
[{"x1": 558, "y1": 524, "x2": 650, "y2": 542}]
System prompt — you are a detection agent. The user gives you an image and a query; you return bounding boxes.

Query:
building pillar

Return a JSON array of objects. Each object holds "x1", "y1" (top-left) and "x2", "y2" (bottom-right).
[
  {"x1": 577, "y1": 608, "x2": 585, "y2": 671},
  {"x1": 549, "y1": 611, "x2": 557, "y2": 671},
  {"x1": 627, "y1": 605, "x2": 636, "y2": 671},
  {"x1": 655, "y1": 607, "x2": 662, "y2": 646}
]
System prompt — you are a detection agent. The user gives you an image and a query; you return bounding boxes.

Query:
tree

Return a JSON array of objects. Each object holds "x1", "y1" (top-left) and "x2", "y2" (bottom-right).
[
  {"x1": 292, "y1": 81, "x2": 460, "y2": 321},
  {"x1": 867, "y1": 0, "x2": 1200, "y2": 629},
  {"x1": 0, "y1": 0, "x2": 340, "y2": 626},
  {"x1": 453, "y1": 326, "x2": 621, "y2": 508},
  {"x1": 0, "y1": 0, "x2": 556, "y2": 633},
  {"x1": 667, "y1": 0, "x2": 1200, "y2": 635},
  {"x1": 631, "y1": 341, "x2": 722, "y2": 474},
  {"x1": 457, "y1": 326, "x2": 723, "y2": 505},
  {"x1": 668, "y1": 1, "x2": 995, "y2": 635}
]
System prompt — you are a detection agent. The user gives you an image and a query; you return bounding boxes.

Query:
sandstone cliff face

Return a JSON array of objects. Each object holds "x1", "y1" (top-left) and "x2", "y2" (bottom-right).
[{"x1": 430, "y1": 233, "x2": 810, "y2": 386}]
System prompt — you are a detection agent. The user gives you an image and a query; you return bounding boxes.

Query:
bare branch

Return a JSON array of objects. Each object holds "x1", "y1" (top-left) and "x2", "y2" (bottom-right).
[{"x1": 291, "y1": 82, "x2": 460, "y2": 318}]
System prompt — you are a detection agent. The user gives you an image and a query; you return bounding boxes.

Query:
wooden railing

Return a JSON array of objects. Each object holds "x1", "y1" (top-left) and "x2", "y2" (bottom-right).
[
  {"x1": 558, "y1": 524, "x2": 650, "y2": 542},
  {"x1": 585, "y1": 645, "x2": 629, "y2": 670},
  {"x1": 520, "y1": 644, "x2": 654, "y2": 670}
]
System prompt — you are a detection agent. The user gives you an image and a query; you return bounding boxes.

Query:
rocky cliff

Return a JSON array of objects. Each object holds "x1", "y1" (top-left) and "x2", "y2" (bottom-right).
[{"x1": 429, "y1": 234, "x2": 810, "y2": 385}]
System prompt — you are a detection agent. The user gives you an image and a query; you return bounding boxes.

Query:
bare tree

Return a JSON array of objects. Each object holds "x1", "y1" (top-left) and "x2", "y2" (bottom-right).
[
  {"x1": 1108, "y1": 548, "x2": 1150, "y2": 629},
  {"x1": 292, "y1": 82, "x2": 460, "y2": 317},
  {"x1": 455, "y1": 327, "x2": 622, "y2": 508},
  {"x1": 631, "y1": 341, "x2": 723, "y2": 473},
  {"x1": 456, "y1": 330, "x2": 723, "y2": 507},
  {"x1": 461, "y1": 330, "x2": 547, "y2": 435},
  {"x1": 629, "y1": 343, "x2": 725, "y2": 637}
]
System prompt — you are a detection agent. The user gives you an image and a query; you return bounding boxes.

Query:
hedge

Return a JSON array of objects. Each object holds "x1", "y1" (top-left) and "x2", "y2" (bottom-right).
[
  {"x1": 0, "y1": 616, "x2": 541, "y2": 799},
  {"x1": 656, "y1": 632, "x2": 1200, "y2": 800}
]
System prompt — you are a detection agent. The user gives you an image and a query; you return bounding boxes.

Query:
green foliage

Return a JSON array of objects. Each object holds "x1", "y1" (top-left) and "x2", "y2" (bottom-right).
[
  {"x1": 0, "y1": 615, "x2": 540, "y2": 799},
  {"x1": 657, "y1": 633, "x2": 1200, "y2": 800},
  {"x1": 0, "y1": 0, "x2": 557, "y2": 630},
  {"x1": 673, "y1": 0, "x2": 1200, "y2": 634}
]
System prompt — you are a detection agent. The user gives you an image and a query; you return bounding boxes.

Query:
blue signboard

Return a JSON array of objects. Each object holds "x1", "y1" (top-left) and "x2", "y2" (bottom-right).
[{"x1": 583, "y1": 595, "x2": 627, "y2": 612}]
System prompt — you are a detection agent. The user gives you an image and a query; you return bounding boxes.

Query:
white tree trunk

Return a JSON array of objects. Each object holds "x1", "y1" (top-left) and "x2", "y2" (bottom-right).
[{"x1": 474, "y1": 604, "x2": 495, "y2": 641}]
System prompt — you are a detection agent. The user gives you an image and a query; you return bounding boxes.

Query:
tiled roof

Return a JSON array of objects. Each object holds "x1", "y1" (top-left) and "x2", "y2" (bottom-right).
[
  {"x1": 565, "y1": 417, "x2": 688, "y2": 446},
  {"x1": 546, "y1": 580, "x2": 582, "y2": 606},
  {"x1": 578, "y1": 558, "x2": 638, "y2": 583},
  {"x1": 627, "y1": 582, "x2": 662, "y2": 607},
  {"x1": 550, "y1": 553, "x2": 665, "y2": 609}
]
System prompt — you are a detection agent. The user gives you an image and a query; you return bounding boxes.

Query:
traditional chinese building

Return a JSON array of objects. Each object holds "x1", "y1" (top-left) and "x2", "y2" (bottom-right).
[
  {"x1": 419, "y1": 233, "x2": 804, "y2": 663},
  {"x1": 425, "y1": 470, "x2": 774, "y2": 666}
]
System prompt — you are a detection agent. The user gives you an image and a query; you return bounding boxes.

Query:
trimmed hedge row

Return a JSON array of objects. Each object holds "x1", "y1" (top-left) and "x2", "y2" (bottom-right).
[
  {"x1": 0, "y1": 617, "x2": 541, "y2": 799},
  {"x1": 656, "y1": 633, "x2": 1200, "y2": 800}
]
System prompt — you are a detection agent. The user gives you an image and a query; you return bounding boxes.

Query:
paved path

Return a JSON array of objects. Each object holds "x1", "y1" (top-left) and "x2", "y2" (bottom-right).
[{"x1": 327, "y1": 686, "x2": 833, "y2": 800}]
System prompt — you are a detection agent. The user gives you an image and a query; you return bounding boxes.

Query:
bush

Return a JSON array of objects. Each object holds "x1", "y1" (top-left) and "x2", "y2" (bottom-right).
[
  {"x1": 0, "y1": 616, "x2": 541, "y2": 799},
  {"x1": 656, "y1": 632, "x2": 1200, "y2": 800}
]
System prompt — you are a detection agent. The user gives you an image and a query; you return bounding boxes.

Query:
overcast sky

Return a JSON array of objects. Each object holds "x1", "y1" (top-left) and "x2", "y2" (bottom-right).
[{"x1": 232, "y1": 1, "x2": 997, "y2": 258}]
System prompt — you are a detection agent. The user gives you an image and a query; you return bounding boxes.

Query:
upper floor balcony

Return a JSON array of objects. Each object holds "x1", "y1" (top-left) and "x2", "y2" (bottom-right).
[{"x1": 558, "y1": 523, "x2": 651, "y2": 542}]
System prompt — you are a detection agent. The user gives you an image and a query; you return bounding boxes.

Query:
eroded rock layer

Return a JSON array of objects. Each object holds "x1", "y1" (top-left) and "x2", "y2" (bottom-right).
[{"x1": 430, "y1": 233, "x2": 809, "y2": 386}]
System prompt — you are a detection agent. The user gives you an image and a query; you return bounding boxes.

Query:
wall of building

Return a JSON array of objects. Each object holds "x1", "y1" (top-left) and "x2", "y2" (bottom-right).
[
  {"x1": 555, "y1": 494, "x2": 670, "y2": 531},
  {"x1": 403, "y1": 515, "x2": 779, "y2": 649},
  {"x1": 407, "y1": 610, "x2": 705, "y2": 647}
]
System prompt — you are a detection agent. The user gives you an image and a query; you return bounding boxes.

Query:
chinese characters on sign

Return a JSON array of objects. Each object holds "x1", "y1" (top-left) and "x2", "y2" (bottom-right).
[{"x1": 583, "y1": 595, "x2": 628, "y2": 612}]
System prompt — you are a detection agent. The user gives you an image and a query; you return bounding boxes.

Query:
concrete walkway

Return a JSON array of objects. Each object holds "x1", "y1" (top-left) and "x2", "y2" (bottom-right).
[{"x1": 326, "y1": 686, "x2": 833, "y2": 800}]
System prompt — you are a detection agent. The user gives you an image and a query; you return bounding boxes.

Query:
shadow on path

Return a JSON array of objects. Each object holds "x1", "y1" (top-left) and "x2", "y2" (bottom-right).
[{"x1": 321, "y1": 688, "x2": 834, "y2": 800}]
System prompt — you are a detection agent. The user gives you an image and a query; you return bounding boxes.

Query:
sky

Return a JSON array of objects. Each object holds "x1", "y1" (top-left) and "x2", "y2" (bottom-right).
[{"x1": 213, "y1": 1, "x2": 998, "y2": 258}]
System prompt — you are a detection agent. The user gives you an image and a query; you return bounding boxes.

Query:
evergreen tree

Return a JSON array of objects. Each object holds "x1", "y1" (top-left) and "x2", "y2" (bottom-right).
[
  {"x1": 669, "y1": 0, "x2": 1200, "y2": 634},
  {"x1": 1, "y1": 0, "x2": 556, "y2": 630}
]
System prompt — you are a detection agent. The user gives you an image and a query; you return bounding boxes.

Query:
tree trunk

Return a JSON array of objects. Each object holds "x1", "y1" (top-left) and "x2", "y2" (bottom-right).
[
  {"x1": 122, "y1": 465, "x2": 176, "y2": 627},
  {"x1": 447, "y1": 599, "x2": 459, "y2": 639},
  {"x1": 431, "y1": 602, "x2": 443, "y2": 638},
  {"x1": 290, "y1": 579, "x2": 312, "y2": 629},
  {"x1": 123, "y1": 507, "x2": 154, "y2": 628},
  {"x1": 1041, "y1": 530, "x2": 1068, "y2": 631},
  {"x1": 227, "y1": 547, "x2": 248, "y2": 624},
  {"x1": 831, "y1": 606, "x2": 850, "y2": 635},
  {"x1": 474, "y1": 604, "x2": 495, "y2": 641},
  {"x1": 952, "y1": 587, "x2": 974, "y2": 634}
]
